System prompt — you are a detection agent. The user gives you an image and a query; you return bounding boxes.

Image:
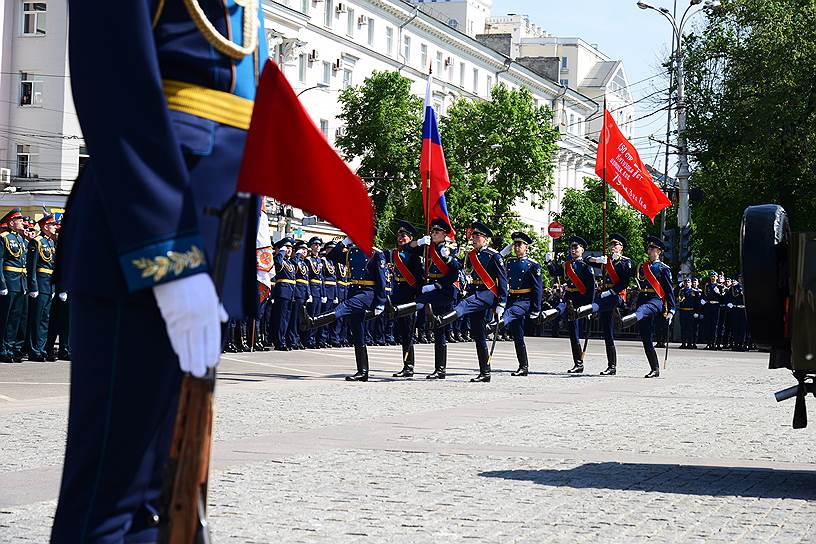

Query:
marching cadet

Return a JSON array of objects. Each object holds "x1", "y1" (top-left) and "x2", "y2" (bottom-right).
[
  {"x1": 700, "y1": 270, "x2": 722, "y2": 350},
  {"x1": 540, "y1": 236, "x2": 595, "y2": 374},
  {"x1": 432, "y1": 221, "x2": 508, "y2": 383},
  {"x1": 0, "y1": 208, "x2": 28, "y2": 363},
  {"x1": 318, "y1": 241, "x2": 338, "y2": 348},
  {"x1": 305, "y1": 236, "x2": 325, "y2": 349},
  {"x1": 52, "y1": 1, "x2": 269, "y2": 539},
  {"x1": 301, "y1": 236, "x2": 387, "y2": 381},
  {"x1": 25, "y1": 214, "x2": 57, "y2": 362},
  {"x1": 730, "y1": 274, "x2": 747, "y2": 351},
  {"x1": 498, "y1": 231, "x2": 542, "y2": 376},
  {"x1": 271, "y1": 237, "x2": 295, "y2": 351},
  {"x1": 619, "y1": 235, "x2": 676, "y2": 378},
  {"x1": 386, "y1": 220, "x2": 423, "y2": 378},
  {"x1": 570, "y1": 233, "x2": 633, "y2": 376},
  {"x1": 288, "y1": 240, "x2": 309, "y2": 350},
  {"x1": 677, "y1": 277, "x2": 696, "y2": 349}
]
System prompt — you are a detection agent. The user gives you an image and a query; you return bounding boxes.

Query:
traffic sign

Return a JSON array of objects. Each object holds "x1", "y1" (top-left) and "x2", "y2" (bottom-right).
[{"x1": 548, "y1": 221, "x2": 564, "y2": 239}]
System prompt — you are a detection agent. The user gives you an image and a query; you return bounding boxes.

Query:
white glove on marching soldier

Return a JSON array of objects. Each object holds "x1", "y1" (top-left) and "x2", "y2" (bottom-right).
[
  {"x1": 29, "y1": 291, "x2": 38, "y2": 299},
  {"x1": 600, "y1": 289, "x2": 614, "y2": 298},
  {"x1": 421, "y1": 283, "x2": 439, "y2": 294},
  {"x1": 417, "y1": 235, "x2": 431, "y2": 247},
  {"x1": 153, "y1": 274, "x2": 228, "y2": 378},
  {"x1": 666, "y1": 310, "x2": 675, "y2": 326},
  {"x1": 439, "y1": 246, "x2": 450, "y2": 258},
  {"x1": 500, "y1": 243, "x2": 512, "y2": 257},
  {"x1": 495, "y1": 303, "x2": 505, "y2": 322},
  {"x1": 588, "y1": 256, "x2": 608, "y2": 264}
]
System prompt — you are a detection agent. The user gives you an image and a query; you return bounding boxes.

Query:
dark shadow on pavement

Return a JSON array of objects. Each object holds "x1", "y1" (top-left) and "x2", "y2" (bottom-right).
[{"x1": 480, "y1": 462, "x2": 816, "y2": 500}]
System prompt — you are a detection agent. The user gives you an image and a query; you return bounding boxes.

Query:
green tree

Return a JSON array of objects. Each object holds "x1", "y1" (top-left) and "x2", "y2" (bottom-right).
[
  {"x1": 553, "y1": 177, "x2": 648, "y2": 262},
  {"x1": 682, "y1": 0, "x2": 816, "y2": 274},
  {"x1": 440, "y1": 84, "x2": 561, "y2": 247},
  {"x1": 335, "y1": 71, "x2": 423, "y2": 246}
]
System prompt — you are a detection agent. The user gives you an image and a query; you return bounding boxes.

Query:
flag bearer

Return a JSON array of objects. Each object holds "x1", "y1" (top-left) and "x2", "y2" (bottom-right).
[{"x1": 386, "y1": 220, "x2": 423, "y2": 378}]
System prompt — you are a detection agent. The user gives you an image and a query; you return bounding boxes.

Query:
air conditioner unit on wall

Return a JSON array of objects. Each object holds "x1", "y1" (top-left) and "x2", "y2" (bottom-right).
[
  {"x1": 308, "y1": 49, "x2": 319, "y2": 62},
  {"x1": 332, "y1": 58, "x2": 343, "y2": 71},
  {"x1": 0, "y1": 168, "x2": 9, "y2": 185},
  {"x1": 444, "y1": 56, "x2": 453, "y2": 68},
  {"x1": 357, "y1": 15, "x2": 367, "y2": 26},
  {"x1": 336, "y1": 2, "x2": 347, "y2": 13}
]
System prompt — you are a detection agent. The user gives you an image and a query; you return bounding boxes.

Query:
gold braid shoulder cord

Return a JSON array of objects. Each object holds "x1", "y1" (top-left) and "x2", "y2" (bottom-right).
[{"x1": 181, "y1": 0, "x2": 258, "y2": 60}]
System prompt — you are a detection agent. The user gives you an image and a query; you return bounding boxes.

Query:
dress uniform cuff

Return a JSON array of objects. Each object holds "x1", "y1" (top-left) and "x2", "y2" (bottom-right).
[{"x1": 120, "y1": 234, "x2": 208, "y2": 291}]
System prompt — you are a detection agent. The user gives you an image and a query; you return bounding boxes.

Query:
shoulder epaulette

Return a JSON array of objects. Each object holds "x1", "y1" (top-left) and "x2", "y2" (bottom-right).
[{"x1": 0, "y1": 232, "x2": 9, "y2": 239}]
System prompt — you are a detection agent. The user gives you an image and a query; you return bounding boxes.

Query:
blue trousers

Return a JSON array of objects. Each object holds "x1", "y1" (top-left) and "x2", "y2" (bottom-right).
[
  {"x1": 633, "y1": 298, "x2": 663, "y2": 367},
  {"x1": 454, "y1": 290, "x2": 496, "y2": 351},
  {"x1": 305, "y1": 288, "x2": 322, "y2": 347},
  {"x1": 51, "y1": 292, "x2": 181, "y2": 543},
  {"x1": 335, "y1": 288, "x2": 373, "y2": 347},
  {"x1": 502, "y1": 298, "x2": 530, "y2": 351},
  {"x1": 272, "y1": 297, "x2": 293, "y2": 349},
  {"x1": 592, "y1": 293, "x2": 623, "y2": 360},
  {"x1": 556, "y1": 301, "x2": 584, "y2": 365},
  {"x1": 287, "y1": 298, "x2": 305, "y2": 347},
  {"x1": 702, "y1": 303, "x2": 720, "y2": 344}
]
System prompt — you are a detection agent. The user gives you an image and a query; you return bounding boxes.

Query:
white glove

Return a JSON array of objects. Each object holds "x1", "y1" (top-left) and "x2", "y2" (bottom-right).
[
  {"x1": 29, "y1": 291, "x2": 38, "y2": 298},
  {"x1": 495, "y1": 304, "x2": 505, "y2": 321},
  {"x1": 307, "y1": 295, "x2": 313, "y2": 303},
  {"x1": 341, "y1": 236, "x2": 353, "y2": 247},
  {"x1": 500, "y1": 243, "x2": 512, "y2": 257},
  {"x1": 373, "y1": 305, "x2": 384, "y2": 316},
  {"x1": 700, "y1": 299, "x2": 706, "y2": 305},
  {"x1": 278, "y1": 248, "x2": 287, "y2": 256},
  {"x1": 666, "y1": 311, "x2": 675, "y2": 326},
  {"x1": 600, "y1": 289, "x2": 613, "y2": 298},
  {"x1": 58, "y1": 292, "x2": 67, "y2": 302},
  {"x1": 693, "y1": 313, "x2": 699, "y2": 319},
  {"x1": 321, "y1": 296, "x2": 328, "y2": 304},
  {"x1": 0, "y1": 289, "x2": 7, "y2": 296},
  {"x1": 727, "y1": 303, "x2": 734, "y2": 308},
  {"x1": 545, "y1": 252, "x2": 553, "y2": 263},
  {"x1": 153, "y1": 274, "x2": 228, "y2": 378},
  {"x1": 333, "y1": 297, "x2": 339, "y2": 303},
  {"x1": 440, "y1": 246, "x2": 450, "y2": 258},
  {"x1": 417, "y1": 235, "x2": 431, "y2": 247},
  {"x1": 589, "y1": 256, "x2": 608, "y2": 264},
  {"x1": 421, "y1": 284, "x2": 438, "y2": 294}
]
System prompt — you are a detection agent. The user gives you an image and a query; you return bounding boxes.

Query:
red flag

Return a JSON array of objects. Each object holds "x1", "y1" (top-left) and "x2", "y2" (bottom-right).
[
  {"x1": 237, "y1": 60, "x2": 374, "y2": 254},
  {"x1": 595, "y1": 109, "x2": 671, "y2": 222}
]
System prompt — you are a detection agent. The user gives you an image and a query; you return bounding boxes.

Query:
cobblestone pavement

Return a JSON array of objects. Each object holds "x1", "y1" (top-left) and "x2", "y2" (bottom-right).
[{"x1": 2, "y1": 337, "x2": 815, "y2": 543}]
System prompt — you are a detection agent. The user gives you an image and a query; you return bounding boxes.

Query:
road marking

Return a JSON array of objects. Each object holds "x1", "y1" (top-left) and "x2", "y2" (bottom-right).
[
  {"x1": 0, "y1": 393, "x2": 16, "y2": 401},
  {"x1": 219, "y1": 356, "x2": 323, "y2": 376},
  {"x1": 0, "y1": 382, "x2": 70, "y2": 385}
]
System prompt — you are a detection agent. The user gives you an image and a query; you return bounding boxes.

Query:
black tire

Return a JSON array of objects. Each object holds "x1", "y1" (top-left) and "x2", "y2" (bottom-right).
[{"x1": 740, "y1": 204, "x2": 790, "y2": 349}]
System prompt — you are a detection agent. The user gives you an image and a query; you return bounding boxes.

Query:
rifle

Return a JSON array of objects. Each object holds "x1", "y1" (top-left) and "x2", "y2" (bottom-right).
[{"x1": 159, "y1": 193, "x2": 253, "y2": 544}]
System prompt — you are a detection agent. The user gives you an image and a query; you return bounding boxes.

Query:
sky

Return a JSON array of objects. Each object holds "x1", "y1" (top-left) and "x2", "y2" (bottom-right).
[{"x1": 490, "y1": 0, "x2": 687, "y2": 173}]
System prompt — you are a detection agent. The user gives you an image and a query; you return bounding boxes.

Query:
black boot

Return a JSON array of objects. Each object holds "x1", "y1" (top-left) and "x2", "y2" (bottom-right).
[
  {"x1": 301, "y1": 306, "x2": 337, "y2": 331},
  {"x1": 644, "y1": 349, "x2": 660, "y2": 378},
  {"x1": 600, "y1": 344, "x2": 617, "y2": 375},
  {"x1": 511, "y1": 344, "x2": 528, "y2": 376},
  {"x1": 426, "y1": 345, "x2": 447, "y2": 379},
  {"x1": 393, "y1": 346, "x2": 415, "y2": 378},
  {"x1": 471, "y1": 345, "x2": 491, "y2": 382},
  {"x1": 433, "y1": 310, "x2": 459, "y2": 329},
  {"x1": 619, "y1": 313, "x2": 637, "y2": 329},
  {"x1": 539, "y1": 308, "x2": 560, "y2": 325},
  {"x1": 387, "y1": 302, "x2": 417, "y2": 320},
  {"x1": 346, "y1": 346, "x2": 369, "y2": 381},
  {"x1": 567, "y1": 362, "x2": 584, "y2": 374},
  {"x1": 570, "y1": 303, "x2": 594, "y2": 321}
]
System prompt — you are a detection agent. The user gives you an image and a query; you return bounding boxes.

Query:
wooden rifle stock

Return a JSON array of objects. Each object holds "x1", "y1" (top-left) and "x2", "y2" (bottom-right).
[{"x1": 159, "y1": 193, "x2": 252, "y2": 544}]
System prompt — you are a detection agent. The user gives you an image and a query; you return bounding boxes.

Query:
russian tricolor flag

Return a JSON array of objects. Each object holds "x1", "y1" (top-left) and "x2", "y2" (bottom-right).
[{"x1": 421, "y1": 75, "x2": 455, "y2": 237}]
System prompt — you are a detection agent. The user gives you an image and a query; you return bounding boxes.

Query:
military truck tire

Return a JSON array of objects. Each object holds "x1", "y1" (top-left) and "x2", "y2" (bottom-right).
[{"x1": 740, "y1": 204, "x2": 790, "y2": 349}]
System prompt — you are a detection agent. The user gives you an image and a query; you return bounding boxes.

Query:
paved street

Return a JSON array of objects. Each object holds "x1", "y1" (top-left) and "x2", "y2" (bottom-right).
[{"x1": 2, "y1": 337, "x2": 816, "y2": 543}]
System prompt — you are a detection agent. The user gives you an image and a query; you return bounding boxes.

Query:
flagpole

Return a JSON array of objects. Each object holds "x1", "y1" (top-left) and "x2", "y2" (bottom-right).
[
  {"x1": 424, "y1": 68, "x2": 433, "y2": 276},
  {"x1": 602, "y1": 96, "x2": 607, "y2": 257}
]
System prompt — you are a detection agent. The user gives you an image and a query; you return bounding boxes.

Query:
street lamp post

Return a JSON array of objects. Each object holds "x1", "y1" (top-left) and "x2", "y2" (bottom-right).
[{"x1": 636, "y1": 0, "x2": 720, "y2": 277}]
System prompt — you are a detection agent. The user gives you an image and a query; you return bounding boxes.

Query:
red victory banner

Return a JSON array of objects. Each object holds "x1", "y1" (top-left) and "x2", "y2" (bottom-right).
[{"x1": 595, "y1": 109, "x2": 671, "y2": 222}]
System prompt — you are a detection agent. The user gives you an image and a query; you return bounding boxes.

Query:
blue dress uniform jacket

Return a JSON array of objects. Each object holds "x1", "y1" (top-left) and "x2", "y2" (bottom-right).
[
  {"x1": 26, "y1": 236, "x2": 56, "y2": 359},
  {"x1": 413, "y1": 242, "x2": 461, "y2": 348},
  {"x1": 271, "y1": 252, "x2": 296, "y2": 349},
  {"x1": 547, "y1": 257, "x2": 595, "y2": 307},
  {"x1": 304, "y1": 255, "x2": 324, "y2": 347},
  {"x1": 452, "y1": 247, "x2": 508, "y2": 352},
  {"x1": 51, "y1": 2, "x2": 267, "y2": 542},
  {"x1": 391, "y1": 245, "x2": 423, "y2": 305},
  {"x1": 505, "y1": 256, "x2": 542, "y2": 313}
]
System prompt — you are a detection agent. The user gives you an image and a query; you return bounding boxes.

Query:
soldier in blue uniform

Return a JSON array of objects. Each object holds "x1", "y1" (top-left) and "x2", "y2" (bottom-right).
[
  {"x1": 318, "y1": 241, "x2": 338, "y2": 348},
  {"x1": 271, "y1": 237, "x2": 295, "y2": 351},
  {"x1": 384, "y1": 220, "x2": 424, "y2": 377},
  {"x1": 305, "y1": 237, "x2": 325, "y2": 349},
  {"x1": 25, "y1": 214, "x2": 58, "y2": 362},
  {"x1": 730, "y1": 274, "x2": 747, "y2": 351},
  {"x1": 619, "y1": 236, "x2": 676, "y2": 378},
  {"x1": 569, "y1": 233, "x2": 633, "y2": 376},
  {"x1": 540, "y1": 236, "x2": 595, "y2": 374},
  {"x1": 301, "y1": 236, "x2": 386, "y2": 380},
  {"x1": 700, "y1": 270, "x2": 722, "y2": 349},
  {"x1": 497, "y1": 231, "x2": 542, "y2": 376},
  {"x1": 432, "y1": 221, "x2": 508, "y2": 383},
  {"x1": 288, "y1": 240, "x2": 309, "y2": 350},
  {"x1": 0, "y1": 208, "x2": 28, "y2": 363},
  {"x1": 51, "y1": 1, "x2": 267, "y2": 540},
  {"x1": 45, "y1": 221, "x2": 70, "y2": 362}
]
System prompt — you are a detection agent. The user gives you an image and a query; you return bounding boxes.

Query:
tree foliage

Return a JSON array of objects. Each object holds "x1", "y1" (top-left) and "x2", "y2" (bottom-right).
[
  {"x1": 682, "y1": 0, "x2": 816, "y2": 274},
  {"x1": 553, "y1": 177, "x2": 648, "y2": 262}
]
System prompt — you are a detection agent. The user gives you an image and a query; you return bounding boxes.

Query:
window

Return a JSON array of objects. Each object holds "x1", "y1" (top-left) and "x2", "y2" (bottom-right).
[
  {"x1": 560, "y1": 78, "x2": 569, "y2": 87},
  {"x1": 298, "y1": 54, "x2": 306, "y2": 83},
  {"x1": 560, "y1": 56, "x2": 568, "y2": 69},
  {"x1": 569, "y1": 113, "x2": 575, "y2": 133},
  {"x1": 459, "y1": 62, "x2": 465, "y2": 86},
  {"x1": 319, "y1": 119, "x2": 329, "y2": 139},
  {"x1": 16, "y1": 145, "x2": 36, "y2": 178},
  {"x1": 21, "y1": 2, "x2": 46, "y2": 36},
  {"x1": 472, "y1": 68, "x2": 478, "y2": 93},
  {"x1": 78, "y1": 145, "x2": 89, "y2": 175},
  {"x1": 19, "y1": 73, "x2": 43, "y2": 107},
  {"x1": 486, "y1": 75, "x2": 493, "y2": 94},
  {"x1": 435, "y1": 51, "x2": 443, "y2": 76},
  {"x1": 324, "y1": 0, "x2": 333, "y2": 27},
  {"x1": 346, "y1": 8, "x2": 354, "y2": 37},
  {"x1": 385, "y1": 27, "x2": 393, "y2": 56},
  {"x1": 342, "y1": 68, "x2": 353, "y2": 89},
  {"x1": 367, "y1": 18, "x2": 375, "y2": 46},
  {"x1": 403, "y1": 35, "x2": 411, "y2": 64},
  {"x1": 321, "y1": 61, "x2": 331, "y2": 85},
  {"x1": 420, "y1": 44, "x2": 428, "y2": 71},
  {"x1": 300, "y1": 0, "x2": 309, "y2": 15}
]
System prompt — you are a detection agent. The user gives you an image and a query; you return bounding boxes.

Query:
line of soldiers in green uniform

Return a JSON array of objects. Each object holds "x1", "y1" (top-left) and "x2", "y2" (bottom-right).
[{"x1": 0, "y1": 208, "x2": 70, "y2": 364}]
